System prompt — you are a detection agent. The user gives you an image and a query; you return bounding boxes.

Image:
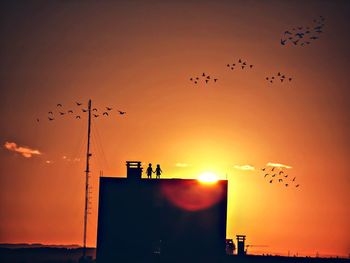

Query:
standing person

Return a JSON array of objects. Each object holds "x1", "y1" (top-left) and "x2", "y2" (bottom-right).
[
  {"x1": 155, "y1": 164, "x2": 162, "y2": 179},
  {"x1": 146, "y1": 163, "x2": 154, "y2": 179}
]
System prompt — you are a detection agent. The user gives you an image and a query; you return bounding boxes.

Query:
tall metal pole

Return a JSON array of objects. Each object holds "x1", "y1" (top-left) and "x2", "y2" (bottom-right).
[{"x1": 83, "y1": 99, "x2": 92, "y2": 258}]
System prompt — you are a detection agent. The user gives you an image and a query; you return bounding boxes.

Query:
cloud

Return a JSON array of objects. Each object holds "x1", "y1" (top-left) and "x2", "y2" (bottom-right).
[
  {"x1": 4, "y1": 141, "x2": 42, "y2": 158},
  {"x1": 266, "y1": 162, "x2": 292, "y2": 169},
  {"x1": 175, "y1": 163, "x2": 191, "y2": 168},
  {"x1": 234, "y1": 164, "x2": 255, "y2": 171}
]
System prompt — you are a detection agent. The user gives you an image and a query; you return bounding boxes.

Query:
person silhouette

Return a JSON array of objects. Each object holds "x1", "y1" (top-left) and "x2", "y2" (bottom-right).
[
  {"x1": 146, "y1": 163, "x2": 154, "y2": 179},
  {"x1": 155, "y1": 164, "x2": 162, "y2": 179}
]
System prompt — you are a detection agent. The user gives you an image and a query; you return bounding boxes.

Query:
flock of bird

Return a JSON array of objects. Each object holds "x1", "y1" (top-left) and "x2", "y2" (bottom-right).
[
  {"x1": 36, "y1": 102, "x2": 126, "y2": 122},
  {"x1": 226, "y1": 58, "x2": 253, "y2": 70},
  {"x1": 265, "y1": 72, "x2": 293, "y2": 84},
  {"x1": 261, "y1": 166, "x2": 300, "y2": 188},
  {"x1": 280, "y1": 16, "x2": 325, "y2": 47},
  {"x1": 190, "y1": 72, "x2": 218, "y2": 85}
]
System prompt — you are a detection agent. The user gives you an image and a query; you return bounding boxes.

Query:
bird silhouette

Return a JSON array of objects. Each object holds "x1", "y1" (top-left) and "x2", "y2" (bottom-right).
[
  {"x1": 271, "y1": 167, "x2": 275, "y2": 171},
  {"x1": 293, "y1": 39, "x2": 300, "y2": 45},
  {"x1": 280, "y1": 39, "x2": 286, "y2": 45},
  {"x1": 206, "y1": 76, "x2": 210, "y2": 79},
  {"x1": 238, "y1": 59, "x2": 242, "y2": 63},
  {"x1": 214, "y1": 78, "x2": 218, "y2": 82},
  {"x1": 205, "y1": 79, "x2": 209, "y2": 84},
  {"x1": 48, "y1": 117, "x2": 54, "y2": 121},
  {"x1": 262, "y1": 168, "x2": 266, "y2": 171},
  {"x1": 118, "y1": 110, "x2": 126, "y2": 115},
  {"x1": 36, "y1": 118, "x2": 40, "y2": 122},
  {"x1": 284, "y1": 174, "x2": 288, "y2": 178},
  {"x1": 190, "y1": 78, "x2": 193, "y2": 81},
  {"x1": 93, "y1": 114, "x2": 99, "y2": 118},
  {"x1": 284, "y1": 31, "x2": 292, "y2": 35},
  {"x1": 249, "y1": 65, "x2": 253, "y2": 68},
  {"x1": 59, "y1": 112, "x2": 65, "y2": 115},
  {"x1": 103, "y1": 112, "x2": 109, "y2": 116},
  {"x1": 289, "y1": 78, "x2": 292, "y2": 81},
  {"x1": 310, "y1": 36, "x2": 319, "y2": 40},
  {"x1": 57, "y1": 104, "x2": 62, "y2": 107},
  {"x1": 76, "y1": 102, "x2": 82, "y2": 106},
  {"x1": 269, "y1": 180, "x2": 273, "y2": 183},
  {"x1": 279, "y1": 171, "x2": 284, "y2": 175},
  {"x1": 227, "y1": 64, "x2": 230, "y2": 67},
  {"x1": 92, "y1": 108, "x2": 98, "y2": 111},
  {"x1": 278, "y1": 179, "x2": 283, "y2": 182},
  {"x1": 264, "y1": 174, "x2": 269, "y2": 178},
  {"x1": 292, "y1": 177, "x2": 296, "y2": 182},
  {"x1": 82, "y1": 109, "x2": 87, "y2": 112},
  {"x1": 76, "y1": 116, "x2": 81, "y2": 119},
  {"x1": 295, "y1": 184, "x2": 300, "y2": 188},
  {"x1": 202, "y1": 73, "x2": 206, "y2": 77},
  {"x1": 272, "y1": 174, "x2": 276, "y2": 177},
  {"x1": 48, "y1": 111, "x2": 53, "y2": 114},
  {"x1": 285, "y1": 184, "x2": 289, "y2": 187},
  {"x1": 106, "y1": 107, "x2": 112, "y2": 111},
  {"x1": 68, "y1": 110, "x2": 73, "y2": 114}
]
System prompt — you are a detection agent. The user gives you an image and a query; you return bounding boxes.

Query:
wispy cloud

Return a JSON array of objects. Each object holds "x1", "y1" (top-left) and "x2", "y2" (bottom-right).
[
  {"x1": 4, "y1": 141, "x2": 42, "y2": 158},
  {"x1": 234, "y1": 164, "x2": 255, "y2": 171},
  {"x1": 266, "y1": 162, "x2": 292, "y2": 169},
  {"x1": 175, "y1": 163, "x2": 191, "y2": 168}
]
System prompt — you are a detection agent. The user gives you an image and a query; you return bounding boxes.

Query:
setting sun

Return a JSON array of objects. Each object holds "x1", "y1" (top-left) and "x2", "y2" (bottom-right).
[{"x1": 198, "y1": 172, "x2": 219, "y2": 184}]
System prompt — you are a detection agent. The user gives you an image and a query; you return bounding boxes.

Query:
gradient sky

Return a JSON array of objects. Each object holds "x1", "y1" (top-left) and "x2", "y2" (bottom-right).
[{"x1": 0, "y1": 0, "x2": 349, "y2": 257}]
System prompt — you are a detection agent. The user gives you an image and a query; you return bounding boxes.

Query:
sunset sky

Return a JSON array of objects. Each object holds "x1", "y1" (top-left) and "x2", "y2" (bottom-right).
[{"x1": 0, "y1": 0, "x2": 349, "y2": 258}]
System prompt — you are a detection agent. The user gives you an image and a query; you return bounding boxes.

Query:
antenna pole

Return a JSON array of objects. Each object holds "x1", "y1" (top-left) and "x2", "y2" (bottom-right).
[{"x1": 83, "y1": 99, "x2": 92, "y2": 258}]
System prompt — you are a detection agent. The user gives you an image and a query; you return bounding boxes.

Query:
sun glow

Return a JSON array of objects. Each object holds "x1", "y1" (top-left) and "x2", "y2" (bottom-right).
[{"x1": 198, "y1": 172, "x2": 219, "y2": 184}]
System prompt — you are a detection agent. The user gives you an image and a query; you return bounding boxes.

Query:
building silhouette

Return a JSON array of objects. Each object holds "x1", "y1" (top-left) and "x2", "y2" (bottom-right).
[{"x1": 96, "y1": 162, "x2": 228, "y2": 263}]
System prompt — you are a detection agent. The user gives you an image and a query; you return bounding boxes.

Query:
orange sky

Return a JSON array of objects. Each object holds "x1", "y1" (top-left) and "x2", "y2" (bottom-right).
[{"x1": 0, "y1": 0, "x2": 349, "y2": 258}]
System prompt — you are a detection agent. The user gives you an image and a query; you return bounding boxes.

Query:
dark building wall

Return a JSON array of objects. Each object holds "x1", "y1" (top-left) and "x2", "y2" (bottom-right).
[{"x1": 96, "y1": 178, "x2": 228, "y2": 263}]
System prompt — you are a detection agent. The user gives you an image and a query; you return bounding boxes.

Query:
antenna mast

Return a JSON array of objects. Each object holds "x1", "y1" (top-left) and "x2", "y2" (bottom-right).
[{"x1": 83, "y1": 99, "x2": 92, "y2": 258}]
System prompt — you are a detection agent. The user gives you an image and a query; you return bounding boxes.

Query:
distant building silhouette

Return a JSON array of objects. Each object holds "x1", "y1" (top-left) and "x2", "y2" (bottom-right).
[{"x1": 96, "y1": 161, "x2": 228, "y2": 263}]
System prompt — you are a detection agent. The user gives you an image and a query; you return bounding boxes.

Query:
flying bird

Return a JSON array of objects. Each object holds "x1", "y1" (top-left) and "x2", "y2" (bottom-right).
[
  {"x1": 93, "y1": 114, "x2": 99, "y2": 118},
  {"x1": 68, "y1": 110, "x2": 73, "y2": 114},
  {"x1": 106, "y1": 107, "x2": 113, "y2": 111},
  {"x1": 278, "y1": 179, "x2": 283, "y2": 182},
  {"x1": 271, "y1": 167, "x2": 275, "y2": 172},
  {"x1": 92, "y1": 108, "x2": 98, "y2": 111},
  {"x1": 285, "y1": 184, "x2": 289, "y2": 187},
  {"x1": 269, "y1": 180, "x2": 273, "y2": 183},
  {"x1": 292, "y1": 177, "x2": 296, "y2": 182},
  {"x1": 249, "y1": 65, "x2": 253, "y2": 68},
  {"x1": 272, "y1": 174, "x2": 276, "y2": 177},
  {"x1": 264, "y1": 174, "x2": 269, "y2": 178},
  {"x1": 262, "y1": 168, "x2": 266, "y2": 171},
  {"x1": 118, "y1": 110, "x2": 126, "y2": 115},
  {"x1": 202, "y1": 73, "x2": 206, "y2": 77},
  {"x1": 76, "y1": 116, "x2": 81, "y2": 119},
  {"x1": 59, "y1": 112, "x2": 65, "y2": 115},
  {"x1": 48, "y1": 111, "x2": 53, "y2": 114},
  {"x1": 205, "y1": 79, "x2": 209, "y2": 84},
  {"x1": 36, "y1": 118, "x2": 40, "y2": 122},
  {"x1": 76, "y1": 102, "x2": 82, "y2": 106},
  {"x1": 279, "y1": 171, "x2": 284, "y2": 175},
  {"x1": 103, "y1": 112, "x2": 109, "y2": 116},
  {"x1": 48, "y1": 117, "x2": 54, "y2": 121},
  {"x1": 280, "y1": 39, "x2": 286, "y2": 45},
  {"x1": 214, "y1": 78, "x2": 218, "y2": 82},
  {"x1": 82, "y1": 109, "x2": 87, "y2": 112},
  {"x1": 57, "y1": 104, "x2": 62, "y2": 107},
  {"x1": 295, "y1": 184, "x2": 300, "y2": 188}
]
